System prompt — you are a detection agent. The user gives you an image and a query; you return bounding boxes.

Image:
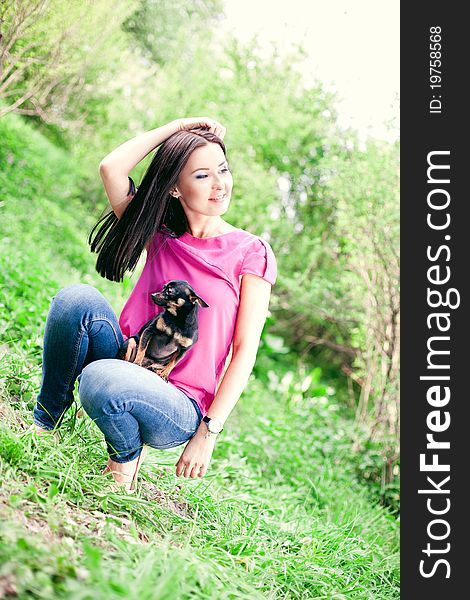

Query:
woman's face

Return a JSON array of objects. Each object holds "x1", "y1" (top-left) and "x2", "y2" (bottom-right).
[{"x1": 173, "y1": 143, "x2": 233, "y2": 218}]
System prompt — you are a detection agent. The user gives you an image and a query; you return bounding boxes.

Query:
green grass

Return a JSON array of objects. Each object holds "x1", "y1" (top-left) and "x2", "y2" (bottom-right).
[{"x1": 0, "y1": 113, "x2": 399, "y2": 599}]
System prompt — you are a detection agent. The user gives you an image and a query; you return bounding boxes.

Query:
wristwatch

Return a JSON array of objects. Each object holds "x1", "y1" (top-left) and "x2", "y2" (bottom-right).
[{"x1": 203, "y1": 416, "x2": 224, "y2": 435}]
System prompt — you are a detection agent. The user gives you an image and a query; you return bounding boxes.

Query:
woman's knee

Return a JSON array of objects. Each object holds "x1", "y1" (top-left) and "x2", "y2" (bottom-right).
[
  {"x1": 78, "y1": 359, "x2": 124, "y2": 418},
  {"x1": 52, "y1": 283, "x2": 102, "y2": 307},
  {"x1": 49, "y1": 284, "x2": 113, "y2": 327}
]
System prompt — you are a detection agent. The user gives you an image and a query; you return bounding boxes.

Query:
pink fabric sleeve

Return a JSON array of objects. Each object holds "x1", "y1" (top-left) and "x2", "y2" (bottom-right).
[{"x1": 240, "y1": 237, "x2": 277, "y2": 285}]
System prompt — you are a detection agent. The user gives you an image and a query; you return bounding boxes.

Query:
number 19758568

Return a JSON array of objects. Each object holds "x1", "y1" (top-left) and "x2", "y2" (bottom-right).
[{"x1": 429, "y1": 26, "x2": 442, "y2": 89}]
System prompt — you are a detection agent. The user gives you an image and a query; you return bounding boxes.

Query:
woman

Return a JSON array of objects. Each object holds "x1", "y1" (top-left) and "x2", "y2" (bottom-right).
[{"x1": 33, "y1": 117, "x2": 277, "y2": 490}]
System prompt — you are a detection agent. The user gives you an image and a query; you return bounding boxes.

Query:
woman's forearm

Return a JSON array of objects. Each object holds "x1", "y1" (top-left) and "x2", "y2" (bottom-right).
[
  {"x1": 99, "y1": 121, "x2": 179, "y2": 175},
  {"x1": 196, "y1": 348, "x2": 257, "y2": 434}
]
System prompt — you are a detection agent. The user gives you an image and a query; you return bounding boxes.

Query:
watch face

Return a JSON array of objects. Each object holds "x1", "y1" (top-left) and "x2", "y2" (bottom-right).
[{"x1": 208, "y1": 419, "x2": 222, "y2": 433}]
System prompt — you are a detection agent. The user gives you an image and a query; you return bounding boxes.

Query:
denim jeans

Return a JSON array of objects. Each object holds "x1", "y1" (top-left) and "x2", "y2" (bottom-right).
[{"x1": 33, "y1": 284, "x2": 203, "y2": 463}]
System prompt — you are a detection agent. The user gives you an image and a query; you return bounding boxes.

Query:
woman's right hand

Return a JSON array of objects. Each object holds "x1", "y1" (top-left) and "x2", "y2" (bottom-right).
[{"x1": 171, "y1": 117, "x2": 226, "y2": 140}]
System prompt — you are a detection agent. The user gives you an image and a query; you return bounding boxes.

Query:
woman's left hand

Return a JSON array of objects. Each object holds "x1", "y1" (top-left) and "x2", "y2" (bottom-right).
[{"x1": 175, "y1": 428, "x2": 216, "y2": 478}]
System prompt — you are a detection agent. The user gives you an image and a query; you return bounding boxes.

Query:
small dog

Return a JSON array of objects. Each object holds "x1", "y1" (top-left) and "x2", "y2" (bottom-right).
[{"x1": 119, "y1": 280, "x2": 209, "y2": 381}]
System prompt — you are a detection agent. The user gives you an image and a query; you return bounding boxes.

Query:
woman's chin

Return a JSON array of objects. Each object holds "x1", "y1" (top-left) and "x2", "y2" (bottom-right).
[
  {"x1": 216, "y1": 205, "x2": 229, "y2": 216},
  {"x1": 208, "y1": 201, "x2": 230, "y2": 214}
]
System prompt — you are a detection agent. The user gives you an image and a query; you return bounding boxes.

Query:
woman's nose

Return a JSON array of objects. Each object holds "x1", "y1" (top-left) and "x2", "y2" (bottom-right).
[{"x1": 212, "y1": 174, "x2": 224, "y2": 188}]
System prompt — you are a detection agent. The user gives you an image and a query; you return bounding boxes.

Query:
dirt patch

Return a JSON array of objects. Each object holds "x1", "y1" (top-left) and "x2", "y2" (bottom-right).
[
  {"x1": 0, "y1": 574, "x2": 17, "y2": 598},
  {"x1": 139, "y1": 482, "x2": 194, "y2": 518},
  {"x1": 0, "y1": 482, "x2": 152, "y2": 552}
]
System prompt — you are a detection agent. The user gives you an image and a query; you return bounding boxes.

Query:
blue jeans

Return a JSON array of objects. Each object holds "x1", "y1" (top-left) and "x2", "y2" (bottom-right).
[{"x1": 33, "y1": 284, "x2": 203, "y2": 463}]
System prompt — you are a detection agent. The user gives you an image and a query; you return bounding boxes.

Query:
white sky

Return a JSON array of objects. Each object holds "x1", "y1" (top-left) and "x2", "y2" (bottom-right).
[{"x1": 221, "y1": 0, "x2": 399, "y2": 142}]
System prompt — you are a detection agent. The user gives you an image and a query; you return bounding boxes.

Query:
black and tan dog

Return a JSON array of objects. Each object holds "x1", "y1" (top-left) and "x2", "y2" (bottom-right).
[{"x1": 119, "y1": 280, "x2": 209, "y2": 381}]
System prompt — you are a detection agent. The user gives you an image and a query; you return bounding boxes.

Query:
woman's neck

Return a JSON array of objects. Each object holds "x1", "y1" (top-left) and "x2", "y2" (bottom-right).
[{"x1": 186, "y1": 219, "x2": 235, "y2": 239}]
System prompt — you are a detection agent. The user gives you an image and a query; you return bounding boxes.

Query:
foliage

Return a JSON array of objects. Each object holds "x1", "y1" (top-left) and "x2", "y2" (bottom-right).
[
  {"x1": 0, "y1": 0, "x2": 138, "y2": 150},
  {"x1": 324, "y1": 140, "x2": 400, "y2": 464},
  {"x1": 123, "y1": 0, "x2": 225, "y2": 67}
]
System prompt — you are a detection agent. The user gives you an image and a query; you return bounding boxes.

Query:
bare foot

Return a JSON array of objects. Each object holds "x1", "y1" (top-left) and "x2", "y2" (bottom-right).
[
  {"x1": 103, "y1": 446, "x2": 148, "y2": 492},
  {"x1": 36, "y1": 426, "x2": 51, "y2": 434},
  {"x1": 28, "y1": 423, "x2": 59, "y2": 440}
]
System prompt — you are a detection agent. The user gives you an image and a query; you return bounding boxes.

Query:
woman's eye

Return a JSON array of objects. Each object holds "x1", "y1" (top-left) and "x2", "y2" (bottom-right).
[{"x1": 195, "y1": 168, "x2": 230, "y2": 179}]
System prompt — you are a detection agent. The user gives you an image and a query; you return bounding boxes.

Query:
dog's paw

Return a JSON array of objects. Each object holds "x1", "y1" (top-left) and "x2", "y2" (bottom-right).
[
  {"x1": 156, "y1": 369, "x2": 169, "y2": 382},
  {"x1": 123, "y1": 338, "x2": 137, "y2": 362}
]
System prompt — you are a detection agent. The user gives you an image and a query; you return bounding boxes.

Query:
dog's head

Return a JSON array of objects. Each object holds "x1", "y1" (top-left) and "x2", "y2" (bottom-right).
[{"x1": 151, "y1": 280, "x2": 209, "y2": 313}]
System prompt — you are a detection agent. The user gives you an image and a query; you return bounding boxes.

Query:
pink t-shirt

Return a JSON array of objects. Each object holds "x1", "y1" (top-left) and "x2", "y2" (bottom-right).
[{"x1": 118, "y1": 228, "x2": 277, "y2": 416}]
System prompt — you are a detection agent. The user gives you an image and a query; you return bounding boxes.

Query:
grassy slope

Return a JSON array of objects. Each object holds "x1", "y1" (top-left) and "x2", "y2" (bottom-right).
[{"x1": 0, "y1": 114, "x2": 399, "y2": 599}]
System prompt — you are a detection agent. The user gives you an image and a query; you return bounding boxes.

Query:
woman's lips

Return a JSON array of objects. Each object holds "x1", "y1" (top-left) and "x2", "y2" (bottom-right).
[{"x1": 209, "y1": 193, "x2": 228, "y2": 203}]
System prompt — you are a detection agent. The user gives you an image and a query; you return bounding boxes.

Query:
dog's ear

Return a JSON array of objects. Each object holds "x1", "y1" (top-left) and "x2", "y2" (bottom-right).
[{"x1": 189, "y1": 293, "x2": 209, "y2": 308}]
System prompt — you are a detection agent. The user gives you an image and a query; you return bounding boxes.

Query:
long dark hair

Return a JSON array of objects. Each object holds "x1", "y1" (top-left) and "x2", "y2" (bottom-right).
[{"x1": 88, "y1": 127, "x2": 226, "y2": 282}]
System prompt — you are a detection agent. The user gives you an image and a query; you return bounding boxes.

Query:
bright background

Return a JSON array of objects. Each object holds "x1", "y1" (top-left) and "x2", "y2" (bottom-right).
[{"x1": 222, "y1": 0, "x2": 400, "y2": 140}]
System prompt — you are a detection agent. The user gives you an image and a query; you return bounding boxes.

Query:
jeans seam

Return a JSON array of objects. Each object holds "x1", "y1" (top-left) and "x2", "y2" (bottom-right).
[
  {"x1": 62, "y1": 317, "x2": 121, "y2": 407},
  {"x1": 129, "y1": 398, "x2": 197, "y2": 448},
  {"x1": 34, "y1": 401, "x2": 65, "y2": 429},
  {"x1": 146, "y1": 404, "x2": 196, "y2": 439},
  {"x1": 87, "y1": 316, "x2": 122, "y2": 349},
  {"x1": 33, "y1": 417, "x2": 53, "y2": 430},
  {"x1": 62, "y1": 327, "x2": 85, "y2": 400},
  {"x1": 107, "y1": 418, "x2": 141, "y2": 459},
  {"x1": 152, "y1": 438, "x2": 194, "y2": 450}
]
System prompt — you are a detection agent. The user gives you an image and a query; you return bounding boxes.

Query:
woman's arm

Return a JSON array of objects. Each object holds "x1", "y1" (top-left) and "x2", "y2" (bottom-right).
[
  {"x1": 99, "y1": 122, "x2": 179, "y2": 219},
  {"x1": 99, "y1": 117, "x2": 226, "y2": 219},
  {"x1": 175, "y1": 273, "x2": 272, "y2": 478}
]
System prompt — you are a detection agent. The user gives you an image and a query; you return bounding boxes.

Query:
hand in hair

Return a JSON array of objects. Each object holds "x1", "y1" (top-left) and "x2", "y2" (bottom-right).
[{"x1": 173, "y1": 117, "x2": 226, "y2": 140}]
